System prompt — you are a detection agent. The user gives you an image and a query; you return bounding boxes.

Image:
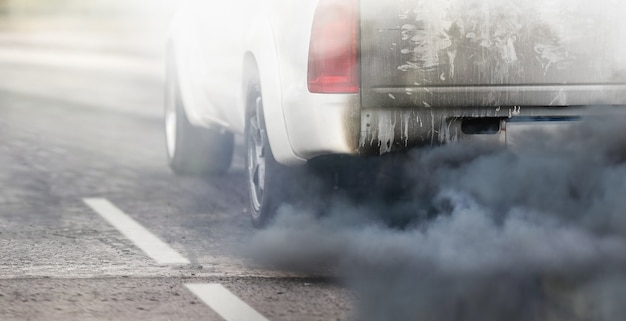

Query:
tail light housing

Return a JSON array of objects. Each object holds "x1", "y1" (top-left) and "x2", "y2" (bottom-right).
[{"x1": 307, "y1": 0, "x2": 359, "y2": 93}]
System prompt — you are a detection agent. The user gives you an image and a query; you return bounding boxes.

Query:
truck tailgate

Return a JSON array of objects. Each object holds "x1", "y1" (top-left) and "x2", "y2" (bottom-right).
[{"x1": 360, "y1": 0, "x2": 626, "y2": 109}]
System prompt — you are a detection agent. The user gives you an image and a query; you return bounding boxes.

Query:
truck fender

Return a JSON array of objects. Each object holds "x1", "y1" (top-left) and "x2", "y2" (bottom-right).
[{"x1": 244, "y1": 16, "x2": 306, "y2": 165}]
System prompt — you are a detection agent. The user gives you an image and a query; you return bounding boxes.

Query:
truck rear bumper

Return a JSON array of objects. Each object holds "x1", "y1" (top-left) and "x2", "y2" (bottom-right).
[
  {"x1": 283, "y1": 97, "x2": 626, "y2": 162},
  {"x1": 281, "y1": 82, "x2": 626, "y2": 162}
]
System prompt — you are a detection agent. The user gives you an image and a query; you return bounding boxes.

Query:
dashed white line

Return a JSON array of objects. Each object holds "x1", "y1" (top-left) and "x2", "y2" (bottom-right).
[
  {"x1": 84, "y1": 198, "x2": 270, "y2": 320},
  {"x1": 185, "y1": 284, "x2": 271, "y2": 321},
  {"x1": 83, "y1": 198, "x2": 190, "y2": 265}
]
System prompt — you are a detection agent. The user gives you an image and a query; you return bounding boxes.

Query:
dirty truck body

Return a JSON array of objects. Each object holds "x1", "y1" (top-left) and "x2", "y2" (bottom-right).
[{"x1": 165, "y1": 0, "x2": 626, "y2": 224}]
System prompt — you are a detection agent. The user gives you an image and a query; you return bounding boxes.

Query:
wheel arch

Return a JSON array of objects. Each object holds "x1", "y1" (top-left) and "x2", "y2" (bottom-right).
[
  {"x1": 243, "y1": 17, "x2": 306, "y2": 166},
  {"x1": 165, "y1": 32, "x2": 235, "y2": 176},
  {"x1": 166, "y1": 14, "x2": 205, "y2": 128}
]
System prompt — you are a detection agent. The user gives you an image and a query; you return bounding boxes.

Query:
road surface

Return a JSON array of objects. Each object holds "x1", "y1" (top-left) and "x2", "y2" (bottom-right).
[{"x1": 0, "y1": 30, "x2": 353, "y2": 321}]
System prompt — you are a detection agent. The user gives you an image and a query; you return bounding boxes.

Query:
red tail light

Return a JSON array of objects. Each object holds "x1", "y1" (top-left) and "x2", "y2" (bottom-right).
[{"x1": 307, "y1": 0, "x2": 359, "y2": 93}]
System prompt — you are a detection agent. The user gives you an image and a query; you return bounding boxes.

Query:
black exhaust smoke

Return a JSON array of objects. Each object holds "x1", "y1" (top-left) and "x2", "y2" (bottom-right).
[{"x1": 246, "y1": 117, "x2": 626, "y2": 321}]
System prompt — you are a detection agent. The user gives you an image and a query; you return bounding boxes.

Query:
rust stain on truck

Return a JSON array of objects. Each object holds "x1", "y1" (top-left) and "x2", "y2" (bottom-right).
[{"x1": 358, "y1": 0, "x2": 626, "y2": 155}]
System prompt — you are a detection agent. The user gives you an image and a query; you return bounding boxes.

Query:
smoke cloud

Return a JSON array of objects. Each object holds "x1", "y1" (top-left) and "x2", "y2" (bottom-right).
[{"x1": 247, "y1": 117, "x2": 626, "y2": 321}]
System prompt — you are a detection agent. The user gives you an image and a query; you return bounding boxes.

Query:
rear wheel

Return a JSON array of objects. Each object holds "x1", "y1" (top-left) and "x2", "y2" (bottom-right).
[
  {"x1": 246, "y1": 83, "x2": 288, "y2": 227},
  {"x1": 165, "y1": 55, "x2": 234, "y2": 176}
]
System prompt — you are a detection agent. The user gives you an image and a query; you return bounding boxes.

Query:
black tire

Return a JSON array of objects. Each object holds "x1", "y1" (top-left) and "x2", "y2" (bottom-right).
[
  {"x1": 165, "y1": 53, "x2": 234, "y2": 176},
  {"x1": 245, "y1": 82, "x2": 289, "y2": 227}
]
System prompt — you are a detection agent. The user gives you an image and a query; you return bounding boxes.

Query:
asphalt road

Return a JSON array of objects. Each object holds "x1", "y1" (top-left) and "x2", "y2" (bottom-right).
[{"x1": 0, "y1": 47, "x2": 353, "y2": 321}]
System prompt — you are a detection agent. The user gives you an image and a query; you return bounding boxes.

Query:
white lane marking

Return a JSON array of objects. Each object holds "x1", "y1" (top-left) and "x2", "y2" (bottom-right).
[
  {"x1": 185, "y1": 284, "x2": 270, "y2": 321},
  {"x1": 83, "y1": 198, "x2": 190, "y2": 265}
]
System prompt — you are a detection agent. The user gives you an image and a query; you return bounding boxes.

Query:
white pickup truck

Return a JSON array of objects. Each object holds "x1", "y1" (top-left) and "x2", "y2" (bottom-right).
[{"x1": 164, "y1": 0, "x2": 626, "y2": 226}]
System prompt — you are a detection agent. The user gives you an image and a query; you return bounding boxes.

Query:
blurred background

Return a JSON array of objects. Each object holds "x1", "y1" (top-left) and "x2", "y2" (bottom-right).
[
  {"x1": 0, "y1": 0, "x2": 179, "y2": 54},
  {"x1": 0, "y1": 0, "x2": 181, "y2": 117}
]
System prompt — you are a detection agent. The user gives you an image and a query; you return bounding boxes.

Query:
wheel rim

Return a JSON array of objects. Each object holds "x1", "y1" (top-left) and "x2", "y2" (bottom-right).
[
  {"x1": 165, "y1": 69, "x2": 177, "y2": 159},
  {"x1": 248, "y1": 96, "x2": 266, "y2": 216}
]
